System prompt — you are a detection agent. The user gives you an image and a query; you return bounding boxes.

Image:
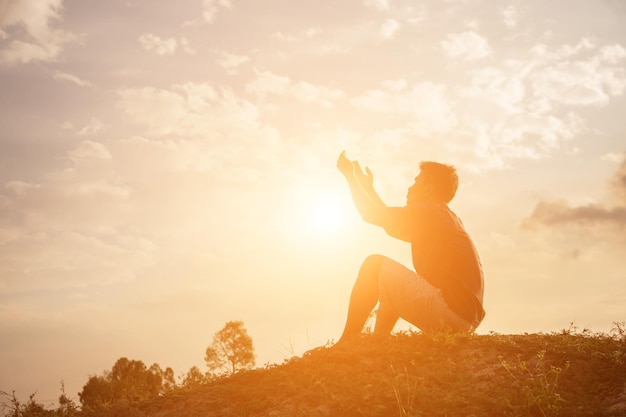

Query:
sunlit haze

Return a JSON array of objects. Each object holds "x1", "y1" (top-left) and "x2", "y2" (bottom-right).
[{"x1": 1, "y1": 0, "x2": 625, "y2": 407}]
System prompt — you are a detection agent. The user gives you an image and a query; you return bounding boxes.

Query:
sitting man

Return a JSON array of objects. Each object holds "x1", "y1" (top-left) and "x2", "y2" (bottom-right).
[{"x1": 335, "y1": 151, "x2": 485, "y2": 345}]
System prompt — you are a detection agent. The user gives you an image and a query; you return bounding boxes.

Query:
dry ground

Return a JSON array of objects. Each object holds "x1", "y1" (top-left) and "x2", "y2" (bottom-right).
[{"x1": 132, "y1": 328, "x2": 626, "y2": 417}]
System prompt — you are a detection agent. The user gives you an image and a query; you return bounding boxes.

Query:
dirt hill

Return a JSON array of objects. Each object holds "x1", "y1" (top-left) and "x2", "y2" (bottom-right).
[{"x1": 129, "y1": 328, "x2": 626, "y2": 417}]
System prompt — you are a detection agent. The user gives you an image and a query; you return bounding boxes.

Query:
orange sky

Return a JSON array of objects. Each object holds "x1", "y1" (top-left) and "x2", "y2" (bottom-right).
[{"x1": 1, "y1": 0, "x2": 625, "y2": 407}]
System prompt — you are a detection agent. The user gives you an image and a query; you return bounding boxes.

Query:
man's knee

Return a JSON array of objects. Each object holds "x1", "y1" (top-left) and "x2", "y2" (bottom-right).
[{"x1": 359, "y1": 254, "x2": 386, "y2": 277}]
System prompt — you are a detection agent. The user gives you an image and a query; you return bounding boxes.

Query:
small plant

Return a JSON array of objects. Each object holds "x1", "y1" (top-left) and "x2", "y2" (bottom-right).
[
  {"x1": 499, "y1": 350, "x2": 569, "y2": 417},
  {"x1": 610, "y1": 321, "x2": 626, "y2": 364},
  {"x1": 390, "y1": 365, "x2": 418, "y2": 417}
]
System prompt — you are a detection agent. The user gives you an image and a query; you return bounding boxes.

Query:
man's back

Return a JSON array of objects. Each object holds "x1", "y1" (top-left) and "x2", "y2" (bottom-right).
[{"x1": 383, "y1": 202, "x2": 485, "y2": 326}]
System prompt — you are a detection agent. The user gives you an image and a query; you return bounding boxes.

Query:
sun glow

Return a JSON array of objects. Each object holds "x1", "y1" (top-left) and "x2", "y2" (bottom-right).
[{"x1": 306, "y1": 194, "x2": 349, "y2": 236}]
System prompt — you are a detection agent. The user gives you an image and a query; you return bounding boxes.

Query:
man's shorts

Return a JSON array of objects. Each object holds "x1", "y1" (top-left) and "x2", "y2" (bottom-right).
[{"x1": 377, "y1": 256, "x2": 474, "y2": 333}]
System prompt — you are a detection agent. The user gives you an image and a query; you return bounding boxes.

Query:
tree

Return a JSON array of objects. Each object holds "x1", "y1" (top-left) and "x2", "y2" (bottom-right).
[
  {"x1": 180, "y1": 366, "x2": 206, "y2": 388},
  {"x1": 0, "y1": 391, "x2": 53, "y2": 417},
  {"x1": 79, "y1": 357, "x2": 175, "y2": 411},
  {"x1": 57, "y1": 381, "x2": 79, "y2": 416},
  {"x1": 204, "y1": 321, "x2": 255, "y2": 375}
]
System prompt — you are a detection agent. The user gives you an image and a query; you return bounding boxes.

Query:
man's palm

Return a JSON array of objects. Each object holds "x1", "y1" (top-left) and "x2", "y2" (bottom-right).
[
  {"x1": 353, "y1": 161, "x2": 374, "y2": 188},
  {"x1": 337, "y1": 151, "x2": 353, "y2": 176}
]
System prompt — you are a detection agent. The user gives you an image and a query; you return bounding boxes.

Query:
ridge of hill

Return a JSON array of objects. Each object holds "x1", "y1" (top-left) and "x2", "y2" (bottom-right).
[{"x1": 128, "y1": 328, "x2": 626, "y2": 417}]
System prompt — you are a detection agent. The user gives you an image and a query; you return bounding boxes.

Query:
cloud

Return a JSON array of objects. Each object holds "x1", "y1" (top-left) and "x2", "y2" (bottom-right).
[
  {"x1": 457, "y1": 39, "x2": 626, "y2": 168},
  {"x1": 523, "y1": 155, "x2": 626, "y2": 230},
  {"x1": 4, "y1": 181, "x2": 40, "y2": 195},
  {"x1": 271, "y1": 27, "x2": 320, "y2": 43},
  {"x1": 118, "y1": 82, "x2": 266, "y2": 138},
  {"x1": 501, "y1": 5, "x2": 520, "y2": 28},
  {"x1": 0, "y1": 138, "x2": 154, "y2": 295},
  {"x1": 214, "y1": 49, "x2": 249, "y2": 73},
  {"x1": 0, "y1": 0, "x2": 77, "y2": 65},
  {"x1": 472, "y1": 111, "x2": 582, "y2": 167},
  {"x1": 53, "y1": 70, "x2": 92, "y2": 87},
  {"x1": 246, "y1": 70, "x2": 345, "y2": 108},
  {"x1": 138, "y1": 33, "x2": 177, "y2": 56},
  {"x1": 610, "y1": 155, "x2": 626, "y2": 204},
  {"x1": 76, "y1": 118, "x2": 104, "y2": 136},
  {"x1": 380, "y1": 19, "x2": 400, "y2": 39},
  {"x1": 68, "y1": 140, "x2": 111, "y2": 163},
  {"x1": 529, "y1": 40, "x2": 626, "y2": 106},
  {"x1": 364, "y1": 0, "x2": 389, "y2": 11},
  {"x1": 351, "y1": 80, "x2": 456, "y2": 136},
  {"x1": 522, "y1": 200, "x2": 626, "y2": 229},
  {"x1": 61, "y1": 118, "x2": 104, "y2": 136},
  {"x1": 179, "y1": 37, "x2": 195, "y2": 54},
  {"x1": 603, "y1": 152, "x2": 626, "y2": 163},
  {"x1": 441, "y1": 31, "x2": 493, "y2": 61},
  {"x1": 202, "y1": 0, "x2": 232, "y2": 24}
]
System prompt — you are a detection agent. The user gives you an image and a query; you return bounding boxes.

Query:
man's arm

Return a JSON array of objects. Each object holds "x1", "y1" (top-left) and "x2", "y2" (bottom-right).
[
  {"x1": 337, "y1": 151, "x2": 389, "y2": 226},
  {"x1": 351, "y1": 160, "x2": 386, "y2": 207}
]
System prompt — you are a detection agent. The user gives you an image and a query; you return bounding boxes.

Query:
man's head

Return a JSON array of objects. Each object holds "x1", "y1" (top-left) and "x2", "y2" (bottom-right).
[{"x1": 407, "y1": 161, "x2": 458, "y2": 204}]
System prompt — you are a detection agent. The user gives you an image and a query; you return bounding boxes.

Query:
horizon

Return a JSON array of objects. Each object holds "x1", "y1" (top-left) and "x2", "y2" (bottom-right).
[{"x1": 1, "y1": 0, "x2": 625, "y2": 407}]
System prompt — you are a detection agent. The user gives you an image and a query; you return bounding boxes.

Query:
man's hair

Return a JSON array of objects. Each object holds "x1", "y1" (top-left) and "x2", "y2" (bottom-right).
[{"x1": 419, "y1": 161, "x2": 458, "y2": 203}]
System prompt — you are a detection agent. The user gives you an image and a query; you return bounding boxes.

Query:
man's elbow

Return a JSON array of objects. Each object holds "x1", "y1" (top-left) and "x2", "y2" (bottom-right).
[{"x1": 360, "y1": 209, "x2": 385, "y2": 226}]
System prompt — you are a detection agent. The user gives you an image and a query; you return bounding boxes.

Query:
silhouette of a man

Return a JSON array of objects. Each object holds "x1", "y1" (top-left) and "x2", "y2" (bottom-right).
[{"x1": 335, "y1": 151, "x2": 485, "y2": 345}]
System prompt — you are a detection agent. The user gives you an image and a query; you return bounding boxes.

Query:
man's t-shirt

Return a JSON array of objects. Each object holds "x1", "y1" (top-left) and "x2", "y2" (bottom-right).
[{"x1": 382, "y1": 202, "x2": 486, "y2": 327}]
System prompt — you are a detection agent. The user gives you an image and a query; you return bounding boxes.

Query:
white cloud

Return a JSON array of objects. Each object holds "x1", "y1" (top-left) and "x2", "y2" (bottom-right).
[
  {"x1": 461, "y1": 65, "x2": 526, "y2": 114},
  {"x1": 0, "y1": 0, "x2": 77, "y2": 65},
  {"x1": 441, "y1": 31, "x2": 492, "y2": 61},
  {"x1": 351, "y1": 81, "x2": 456, "y2": 136},
  {"x1": 138, "y1": 33, "x2": 177, "y2": 56},
  {"x1": 598, "y1": 44, "x2": 626, "y2": 65},
  {"x1": 364, "y1": 0, "x2": 390, "y2": 11},
  {"x1": 179, "y1": 37, "x2": 195, "y2": 54},
  {"x1": 555, "y1": 38, "x2": 594, "y2": 59},
  {"x1": 215, "y1": 50, "x2": 249, "y2": 73},
  {"x1": 68, "y1": 140, "x2": 111, "y2": 164},
  {"x1": 530, "y1": 42, "x2": 626, "y2": 107},
  {"x1": 76, "y1": 118, "x2": 103, "y2": 136},
  {"x1": 380, "y1": 19, "x2": 400, "y2": 39},
  {"x1": 118, "y1": 82, "x2": 264, "y2": 138},
  {"x1": 60, "y1": 118, "x2": 104, "y2": 136},
  {"x1": 381, "y1": 79, "x2": 407, "y2": 91},
  {"x1": 4, "y1": 181, "x2": 40, "y2": 195},
  {"x1": 0, "y1": 0, "x2": 62, "y2": 38},
  {"x1": 246, "y1": 70, "x2": 345, "y2": 108},
  {"x1": 53, "y1": 70, "x2": 92, "y2": 87},
  {"x1": 602, "y1": 152, "x2": 626, "y2": 164},
  {"x1": 501, "y1": 5, "x2": 520, "y2": 28},
  {"x1": 461, "y1": 99, "x2": 585, "y2": 169},
  {"x1": 270, "y1": 27, "x2": 321, "y2": 46},
  {"x1": 246, "y1": 71, "x2": 290, "y2": 95},
  {"x1": 456, "y1": 38, "x2": 626, "y2": 168},
  {"x1": 202, "y1": 0, "x2": 232, "y2": 24},
  {"x1": 532, "y1": 62, "x2": 610, "y2": 106},
  {"x1": 271, "y1": 31, "x2": 295, "y2": 42}
]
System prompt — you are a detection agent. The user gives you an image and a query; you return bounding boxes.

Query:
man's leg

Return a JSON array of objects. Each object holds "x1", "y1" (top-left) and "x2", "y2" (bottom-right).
[
  {"x1": 337, "y1": 254, "x2": 384, "y2": 344},
  {"x1": 373, "y1": 302, "x2": 399, "y2": 339}
]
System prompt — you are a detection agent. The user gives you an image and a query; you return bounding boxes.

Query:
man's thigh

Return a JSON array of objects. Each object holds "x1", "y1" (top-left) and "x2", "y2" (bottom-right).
[{"x1": 377, "y1": 256, "x2": 471, "y2": 333}]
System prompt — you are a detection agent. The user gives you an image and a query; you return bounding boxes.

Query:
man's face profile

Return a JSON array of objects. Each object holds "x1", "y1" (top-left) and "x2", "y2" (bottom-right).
[{"x1": 407, "y1": 173, "x2": 431, "y2": 204}]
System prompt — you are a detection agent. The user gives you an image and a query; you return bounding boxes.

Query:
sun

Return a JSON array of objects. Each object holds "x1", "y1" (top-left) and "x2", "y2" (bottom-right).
[{"x1": 306, "y1": 194, "x2": 348, "y2": 236}]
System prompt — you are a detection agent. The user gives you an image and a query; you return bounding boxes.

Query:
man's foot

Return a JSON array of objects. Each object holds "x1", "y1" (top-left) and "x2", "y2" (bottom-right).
[
  {"x1": 302, "y1": 338, "x2": 356, "y2": 357},
  {"x1": 302, "y1": 345, "x2": 327, "y2": 357}
]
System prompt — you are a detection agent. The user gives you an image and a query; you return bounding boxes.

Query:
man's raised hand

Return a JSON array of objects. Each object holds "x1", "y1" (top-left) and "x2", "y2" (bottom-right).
[
  {"x1": 352, "y1": 161, "x2": 374, "y2": 189},
  {"x1": 337, "y1": 150, "x2": 354, "y2": 177}
]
